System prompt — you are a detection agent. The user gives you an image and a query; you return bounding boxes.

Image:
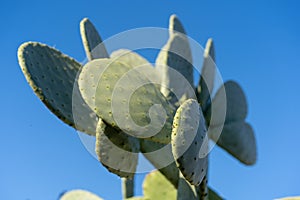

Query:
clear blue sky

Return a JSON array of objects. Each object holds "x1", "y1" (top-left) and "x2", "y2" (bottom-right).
[{"x1": 1, "y1": 1, "x2": 300, "y2": 200}]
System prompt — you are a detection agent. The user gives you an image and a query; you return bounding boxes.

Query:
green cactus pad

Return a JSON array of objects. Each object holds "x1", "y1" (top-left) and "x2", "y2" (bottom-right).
[
  {"x1": 196, "y1": 38, "x2": 216, "y2": 111},
  {"x1": 60, "y1": 190, "x2": 103, "y2": 200},
  {"x1": 80, "y1": 18, "x2": 109, "y2": 60},
  {"x1": 169, "y1": 14, "x2": 186, "y2": 35},
  {"x1": 79, "y1": 58, "x2": 174, "y2": 143},
  {"x1": 143, "y1": 170, "x2": 177, "y2": 200},
  {"x1": 140, "y1": 139, "x2": 179, "y2": 187},
  {"x1": 211, "y1": 121, "x2": 257, "y2": 165},
  {"x1": 207, "y1": 81, "x2": 248, "y2": 126},
  {"x1": 277, "y1": 197, "x2": 300, "y2": 200},
  {"x1": 18, "y1": 42, "x2": 97, "y2": 135},
  {"x1": 171, "y1": 99, "x2": 208, "y2": 186},
  {"x1": 156, "y1": 33, "x2": 195, "y2": 106},
  {"x1": 125, "y1": 197, "x2": 145, "y2": 200},
  {"x1": 95, "y1": 119, "x2": 139, "y2": 178}
]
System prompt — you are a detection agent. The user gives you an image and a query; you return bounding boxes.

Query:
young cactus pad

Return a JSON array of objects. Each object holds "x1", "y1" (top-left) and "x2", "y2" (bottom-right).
[
  {"x1": 171, "y1": 99, "x2": 208, "y2": 186},
  {"x1": 138, "y1": 170, "x2": 222, "y2": 200},
  {"x1": 60, "y1": 190, "x2": 103, "y2": 200},
  {"x1": 143, "y1": 170, "x2": 177, "y2": 200}
]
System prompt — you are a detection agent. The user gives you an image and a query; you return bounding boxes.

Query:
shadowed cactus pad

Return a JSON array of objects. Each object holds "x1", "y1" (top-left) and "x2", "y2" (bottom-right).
[
  {"x1": 172, "y1": 99, "x2": 208, "y2": 186},
  {"x1": 156, "y1": 33, "x2": 195, "y2": 106},
  {"x1": 196, "y1": 38, "x2": 216, "y2": 111},
  {"x1": 177, "y1": 172, "x2": 199, "y2": 200},
  {"x1": 95, "y1": 119, "x2": 139, "y2": 178},
  {"x1": 80, "y1": 18, "x2": 109, "y2": 60},
  {"x1": 18, "y1": 42, "x2": 97, "y2": 135},
  {"x1": 140, "y1": 139, "x2": 179, "y2": 187},
  {"x1": 169, "y1": 14, "x2": 186, "y2": 35},
  {"x1": 207, "y1": 81, "x2": 247, "y2": 126},
  {"x1": 156, "y1": 15, "x2": 195, "y2": 106},
  {"x1": 207, "y1": 81, "x2": 256, "y2": 165},
  {"x1": 211, "y1": 121, "x2": 256, "y2": 165}
]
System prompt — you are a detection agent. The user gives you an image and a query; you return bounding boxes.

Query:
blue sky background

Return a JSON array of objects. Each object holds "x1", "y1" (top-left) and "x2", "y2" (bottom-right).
[{"x1": 1, "y1": 1, "x2": 300, "y2": 200}]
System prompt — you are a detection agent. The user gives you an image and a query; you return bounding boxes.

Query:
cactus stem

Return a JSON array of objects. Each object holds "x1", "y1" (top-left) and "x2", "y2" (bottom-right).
[
  {"x1": 197, "y1": 175, "x2": 209, "y2": 200},
  {"x1": 122, "y1": 177, "x2": 134, "y2": 199}
]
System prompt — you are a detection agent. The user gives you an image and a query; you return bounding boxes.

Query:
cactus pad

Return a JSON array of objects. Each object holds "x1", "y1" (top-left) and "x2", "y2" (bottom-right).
[
  {"x1": 95, "y1": 119, "x2": 139, "y2": 178},
  {"x1": 140, "y1": 139, "x2": 179, "y2": 187},
  {"x1": 156, "y1": 33, "x2": 195, "y2": 106},
  {"x1": 143, "y1": 170, "x2": 177, "y2": 200},
  {"x1": 79, "y1": 58, "x2": 174, "y2": 143},
  {"x1": 125, "y1": 197, "x2": 145, "y2": 200},
  {"x1": 60, "y1": 190, "x2": 103, "y2": 200},
  {"x1": 211, "y1": 121, "x2": 256, "y2": 165},
  {"x1": 169, "y1": 14, "x2": 186, "y2": 35},
  {"x1": 156, "y1": 15, "x2": 194, "y2": 106},
  {"x1": 207, "y1": 81, "x2": 256, "y2": 164},
  {"x1": 110, "y1": 49, "x2": 160, "y2": 84},
  {"x1": 18, "y1": 42, "x2": 97, "y2": 135},
  {"x1": 80, "y1": 18, "x2": 109, "y2": 60},
  {"x1": 196, "y1": 38, "x2": 216, "y2": 111},
  {"x1": 208, "y1": 81, "x2": 247, "y2": 126},
  {"x1": 78, "y1": 58, "x2": 111, "y2": 111},
  {"x1": 177, "y1": 172, "x2": 198, "y2": 200},
  {"x1": 277, "y1": 197, "x2": 300, "y2": 200},
  {"x1": 208, "y1": 188, "x2": 223, "y2": 200},
  {"x1": 110, "y1": 49, "x2": 151, "y2": 69},
  {"x1": 171, "y1": 99, "x2": 208, "y2": 186}
]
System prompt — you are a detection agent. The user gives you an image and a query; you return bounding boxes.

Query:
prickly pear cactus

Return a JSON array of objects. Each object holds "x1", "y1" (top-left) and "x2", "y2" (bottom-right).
[{"x1": 18, "y1": 14, "x2": 256, "y2": 200}]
